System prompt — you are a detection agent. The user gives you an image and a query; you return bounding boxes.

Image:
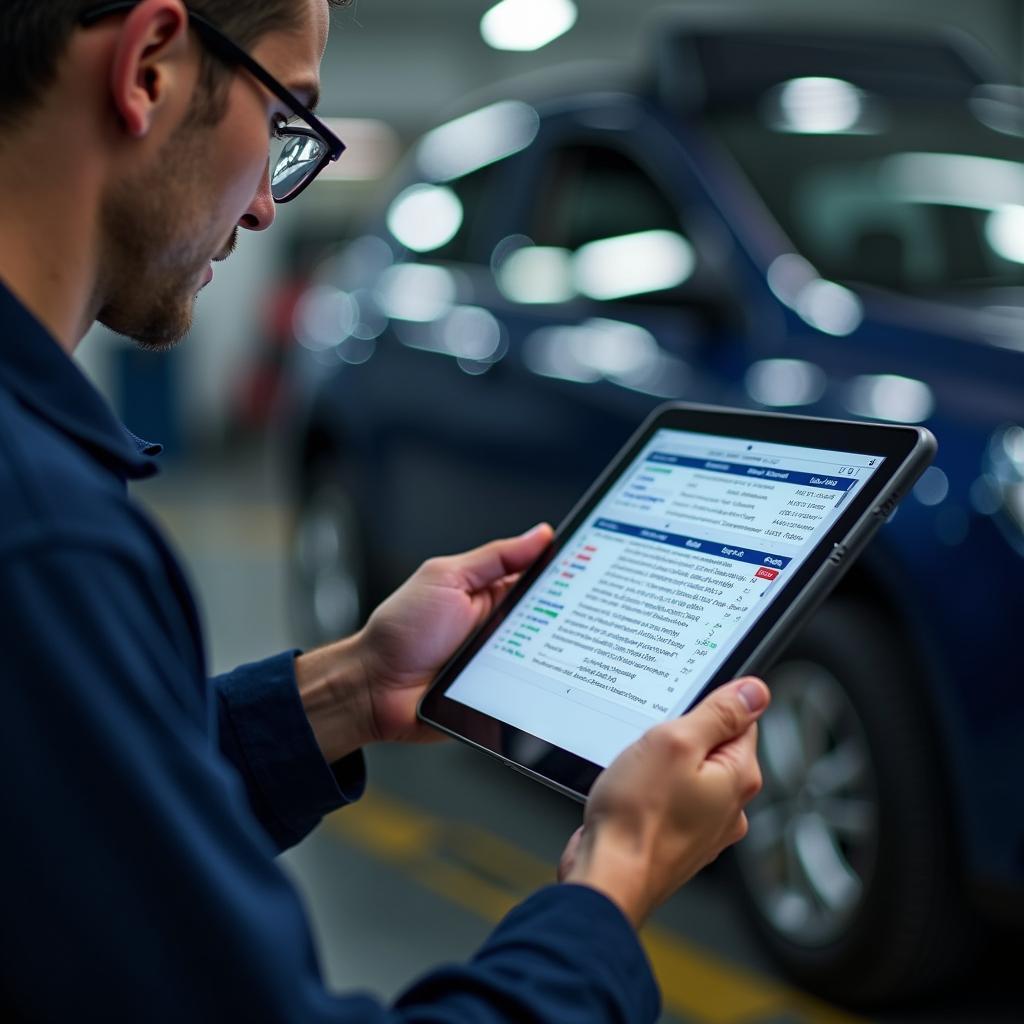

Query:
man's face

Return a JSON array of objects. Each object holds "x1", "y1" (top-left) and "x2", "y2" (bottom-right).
[{"x1": 97, "y1": 0, "x2": 330, "y2": 350}]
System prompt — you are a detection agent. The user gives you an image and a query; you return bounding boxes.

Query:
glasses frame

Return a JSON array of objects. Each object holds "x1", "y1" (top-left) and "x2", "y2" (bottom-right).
[{"x1": 79, "y1": 1, "x2": 346, "y2": 203}]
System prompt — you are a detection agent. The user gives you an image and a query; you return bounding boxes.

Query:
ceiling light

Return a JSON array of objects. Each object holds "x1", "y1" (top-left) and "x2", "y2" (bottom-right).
[
  {"x1": 417, "y1": 102, "x2": 540, "y2": 183},
  {"x1": 773, "y1": 77, "x2": 864, "y2": 134},
  {"x1": 481, "y1": 0, "x2": 578, "y2": 53},
  {"x1": 986, "y1": 205, "x2": 1024, "y2": 263}
]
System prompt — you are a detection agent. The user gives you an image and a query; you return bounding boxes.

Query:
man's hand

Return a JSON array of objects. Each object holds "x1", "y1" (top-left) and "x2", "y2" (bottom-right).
[
  {"x1": 559, "y1": 677, "x2": 768, "y2": 929},
  {"x1": 296, "y1": 524, "x2": 554, "y2": 762}
]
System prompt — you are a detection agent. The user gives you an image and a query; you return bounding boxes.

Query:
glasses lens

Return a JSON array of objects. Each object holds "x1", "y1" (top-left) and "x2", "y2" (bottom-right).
[{"x1": 271, "y1": 133, "x2": 328, "y2": 201}]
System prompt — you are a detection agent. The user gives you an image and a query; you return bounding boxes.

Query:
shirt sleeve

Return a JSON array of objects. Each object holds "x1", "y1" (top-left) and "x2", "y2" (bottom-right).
[
  {"x1": 396, "y1": 885, "x2": 661, "y2": 1023},
  {"x1": 213, "y1": 651, "x2": 367, "y2": 850},
  {"x1": 0, "y1": 542, "x2": 659, "y2": 1024}
]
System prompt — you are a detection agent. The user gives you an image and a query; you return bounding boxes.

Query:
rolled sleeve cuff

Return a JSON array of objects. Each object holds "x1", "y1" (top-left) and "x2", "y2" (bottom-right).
[{"x1": 214, "y1": 650, "x2": 366, "y2": 850}]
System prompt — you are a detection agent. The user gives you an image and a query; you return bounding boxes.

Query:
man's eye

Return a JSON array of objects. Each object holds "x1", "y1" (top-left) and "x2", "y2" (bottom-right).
[{"x1": 272, "y1": 115, "x2": 292, "y2": 137}]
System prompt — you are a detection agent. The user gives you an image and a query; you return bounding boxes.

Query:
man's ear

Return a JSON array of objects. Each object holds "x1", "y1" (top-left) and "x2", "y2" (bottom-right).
[{"x1": 108, "y1": 0, "x2": 193, "y2": 139}]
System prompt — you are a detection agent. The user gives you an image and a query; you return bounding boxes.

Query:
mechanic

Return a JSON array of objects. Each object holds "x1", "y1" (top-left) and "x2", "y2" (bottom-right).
[{"x1": 0, "y1": 1, "x2": 769, "y2": 1020}]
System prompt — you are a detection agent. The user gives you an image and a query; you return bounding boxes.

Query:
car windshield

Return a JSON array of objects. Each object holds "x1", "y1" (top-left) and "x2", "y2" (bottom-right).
[{"x1": 710, "y1": 86, "x2": 1024, "y2": 296}]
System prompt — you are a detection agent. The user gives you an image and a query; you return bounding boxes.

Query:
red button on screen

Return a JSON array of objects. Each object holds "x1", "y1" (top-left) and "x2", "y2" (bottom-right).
[{"x1": 755, "y1": 567, "x2": 780, "y2": 581}]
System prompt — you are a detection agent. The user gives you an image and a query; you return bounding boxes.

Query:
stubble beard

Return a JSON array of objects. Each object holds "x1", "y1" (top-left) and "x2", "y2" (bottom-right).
[{"x1": 98, "y1": 119, "x2": 230, "y2": 352}]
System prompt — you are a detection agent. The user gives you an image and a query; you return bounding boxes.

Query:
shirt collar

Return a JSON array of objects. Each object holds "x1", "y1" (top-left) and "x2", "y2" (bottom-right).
[{"x1": 0, "y1": 279, "x2": 163, "y2": 481}]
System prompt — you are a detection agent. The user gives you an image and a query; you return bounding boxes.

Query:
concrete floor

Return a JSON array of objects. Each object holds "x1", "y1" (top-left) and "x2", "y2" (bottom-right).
[{"x1": 133, "y1": 443, "x2": 1020, "y2": 1024}]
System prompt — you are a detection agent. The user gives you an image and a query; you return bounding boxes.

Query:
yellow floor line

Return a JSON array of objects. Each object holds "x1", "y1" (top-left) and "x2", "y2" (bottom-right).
[{"x1": 326, "y1": 791, "x2": 867, "y2": 1024}]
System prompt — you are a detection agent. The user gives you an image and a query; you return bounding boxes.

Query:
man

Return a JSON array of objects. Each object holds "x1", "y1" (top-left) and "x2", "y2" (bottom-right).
[{"x1": 0, "y1": 1, "x2": 768, "y2": 1020}]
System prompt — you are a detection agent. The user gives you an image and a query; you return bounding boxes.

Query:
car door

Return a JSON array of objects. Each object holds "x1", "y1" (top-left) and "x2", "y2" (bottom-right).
[{"x1": 456, "y1": 100, "x2": 755, "y2": 518}]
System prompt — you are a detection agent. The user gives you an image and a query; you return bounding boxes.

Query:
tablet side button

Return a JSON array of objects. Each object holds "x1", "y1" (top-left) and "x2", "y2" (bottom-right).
[
  {"x1": 873, "y1": 492, "x2": 901, "y2": 521},
  {"x1": 828, "y1": 543, "x2": 847, "y2": 567}
]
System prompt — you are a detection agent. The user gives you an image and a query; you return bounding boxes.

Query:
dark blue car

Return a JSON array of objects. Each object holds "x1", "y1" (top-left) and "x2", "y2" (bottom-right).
[{"x1": 287, "y1": 21, "x2": 1024, "y2": 1004}]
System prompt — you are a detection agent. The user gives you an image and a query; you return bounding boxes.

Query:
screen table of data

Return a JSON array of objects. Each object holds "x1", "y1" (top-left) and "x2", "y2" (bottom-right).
[{"x1": 447, "y1": 429, "x2": 883, "y2": 766}]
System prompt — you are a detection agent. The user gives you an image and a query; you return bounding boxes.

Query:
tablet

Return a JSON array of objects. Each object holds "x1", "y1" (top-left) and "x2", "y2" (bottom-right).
[{"x1": 418, "y1": 403, "x2": 935, "y2": 801}]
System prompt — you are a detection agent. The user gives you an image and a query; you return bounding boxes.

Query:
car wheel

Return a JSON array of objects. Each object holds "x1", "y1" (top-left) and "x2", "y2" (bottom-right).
[
  {"x1": 290, "y1": 462, "x2": 367, "y2": 648},
  {"x1": 730, "y1": 600, "x2": 973, "y2": 1005}
]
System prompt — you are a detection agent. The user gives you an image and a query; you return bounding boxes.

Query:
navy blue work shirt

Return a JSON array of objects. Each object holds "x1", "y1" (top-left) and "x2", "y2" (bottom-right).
[{"x1": 0, "y1": 280, "x2": 659, "y2": 1024}]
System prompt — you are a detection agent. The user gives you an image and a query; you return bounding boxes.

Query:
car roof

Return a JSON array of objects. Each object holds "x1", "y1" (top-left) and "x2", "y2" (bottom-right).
[
  {"x1": 434, "y1": 18, "x2": 1007, "y2": 127},
  {"x1": 650, "y1": 17, "x2": 1004, "y2": 112}
]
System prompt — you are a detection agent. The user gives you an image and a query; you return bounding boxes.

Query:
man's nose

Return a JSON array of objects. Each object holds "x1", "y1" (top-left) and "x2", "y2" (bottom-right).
[{"x1": 239, "y1": 164, "x2": 276, "y2": 232}]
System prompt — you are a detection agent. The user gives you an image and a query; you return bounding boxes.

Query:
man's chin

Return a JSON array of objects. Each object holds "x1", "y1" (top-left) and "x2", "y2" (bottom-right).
[{"x1": 98, "y1": 297, "x2": 197, "y2": 352}]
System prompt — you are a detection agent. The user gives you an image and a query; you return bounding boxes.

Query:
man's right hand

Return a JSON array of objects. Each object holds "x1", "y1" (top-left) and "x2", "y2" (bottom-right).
[{"x1": 559, "y1": 677, "x2": 769, "y2": 928}]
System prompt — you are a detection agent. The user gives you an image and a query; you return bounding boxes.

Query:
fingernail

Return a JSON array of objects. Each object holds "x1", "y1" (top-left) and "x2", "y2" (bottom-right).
[
  {"x1": 737, "y1": 679, "x2": 768, "y2": 713},
  {"x1": 521, "y1": 522, "x2": 548, "y2": 538}
]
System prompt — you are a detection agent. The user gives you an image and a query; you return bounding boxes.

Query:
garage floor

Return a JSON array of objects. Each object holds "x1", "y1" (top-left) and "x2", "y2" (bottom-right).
[{"x1": 133, "y1": 443, "x2": 1019, "y2": 1024}]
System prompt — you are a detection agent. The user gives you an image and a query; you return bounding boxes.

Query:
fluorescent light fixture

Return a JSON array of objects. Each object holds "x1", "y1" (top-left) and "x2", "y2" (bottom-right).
[
  {"x1": 986, "y1": 205, "x2": 1024, "y2": 263},
  {"x1": 773, "y1": 77, "x2": 864, "y2": 134},
  {"x1": 386, "y1": 184, "x2": 463, "y2": 253},
  {"x1": 574, "y1": 230, "x2": 695, "y2": 301},
  {"x1": 882, "y1": 152, "x2": 1024, "y2": 210},
  {"x1": 417, "y1": 101, "x2": 540, "y2": 183},
  {"x1": 481, "y1": 0, "x2": 578, "y2": 53},
  {"x1": 880, "y1": 156, "x2": 1024, "y2": 264}
]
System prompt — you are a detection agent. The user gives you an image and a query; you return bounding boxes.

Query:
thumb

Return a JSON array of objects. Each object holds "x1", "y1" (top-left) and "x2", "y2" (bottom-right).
[
  {"x1": 452, "y1": 523, "x2": 553, "y2": 591},
  {"x1": 683, "y1": 677, "x2": 769, "y2": 755}
]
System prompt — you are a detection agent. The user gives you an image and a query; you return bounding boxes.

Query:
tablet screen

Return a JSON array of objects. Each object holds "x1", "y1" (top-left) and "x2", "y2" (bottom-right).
[{"x1": 446, "y1": 428, "x2": 885, "y2": 768}]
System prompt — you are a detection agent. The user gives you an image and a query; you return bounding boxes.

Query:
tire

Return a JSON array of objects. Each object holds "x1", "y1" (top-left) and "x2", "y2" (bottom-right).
[
  {"x1": 729, "y1": 599, "x2": 974, "y2": 1005},
  {"x1": 289, "y1": 461, "x2": 368, "y2": 649}
]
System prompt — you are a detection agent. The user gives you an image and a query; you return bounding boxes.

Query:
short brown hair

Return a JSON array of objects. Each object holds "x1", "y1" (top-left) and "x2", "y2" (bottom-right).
[{"x1": 0, "y1": 1, "x2": 348, "y2": 128}]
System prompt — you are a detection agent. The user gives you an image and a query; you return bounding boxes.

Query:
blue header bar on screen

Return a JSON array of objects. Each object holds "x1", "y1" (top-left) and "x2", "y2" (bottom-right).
[
  {"x1": 647, "y1": 452, "x2": 857, "y2": 492},
  {"x1": 593, "y1": 518, "x2": 792, "y2": 568}
]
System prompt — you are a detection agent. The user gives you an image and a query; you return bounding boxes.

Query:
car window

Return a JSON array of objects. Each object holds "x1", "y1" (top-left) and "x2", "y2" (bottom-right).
[
  {"x1": 712, "y1": 100, "x2": 1024, "y2": 294},
  {"x1": 531, "y1": 144, "x2": 682, "y2": 251},
  {"x1": 517, "y1": 142, "x2": 704, "y2": 307}
]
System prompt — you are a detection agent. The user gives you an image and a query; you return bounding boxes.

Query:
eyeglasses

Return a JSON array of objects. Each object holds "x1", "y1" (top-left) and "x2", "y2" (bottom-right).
[{"x1": 79, "y1": 2, "x2": 346, "y2": 203}]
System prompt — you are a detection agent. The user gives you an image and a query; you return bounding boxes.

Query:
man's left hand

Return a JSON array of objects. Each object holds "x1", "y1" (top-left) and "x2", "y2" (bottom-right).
[{"x1": 296, "y1": 524, "x2": 553, "y2": 761}]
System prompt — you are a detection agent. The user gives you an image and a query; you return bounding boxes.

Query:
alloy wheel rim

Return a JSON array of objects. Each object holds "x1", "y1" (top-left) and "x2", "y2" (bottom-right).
[{"x1": 736, "y1": 659, "x2": 880, "y2": 947}]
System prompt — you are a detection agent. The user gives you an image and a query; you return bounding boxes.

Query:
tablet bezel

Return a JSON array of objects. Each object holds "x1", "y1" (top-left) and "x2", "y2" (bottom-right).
[{"x1": 418, "y1": 403, "x2": 935, "y2": 802}]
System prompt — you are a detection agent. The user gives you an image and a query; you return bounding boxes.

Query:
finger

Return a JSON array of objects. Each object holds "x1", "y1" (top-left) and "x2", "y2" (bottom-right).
[
  {"x1": 447, "y1": 523, "x2": 553, "y2": 592},
  {"x1": 558, "y1": 825, "x2": 585, "y2": 882},
  {"x1": 708, "y1": 717, "x2": 758, "y2": 766},
  {"x1": 683, "y1": 677, "x2": 769, "y2": 757},
  {"x1": 485, "y1": 573, "x2": 521, "y2": 606},
  {"x1": 716, "y1": 724, "x2": 765, "y2": 802}
]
